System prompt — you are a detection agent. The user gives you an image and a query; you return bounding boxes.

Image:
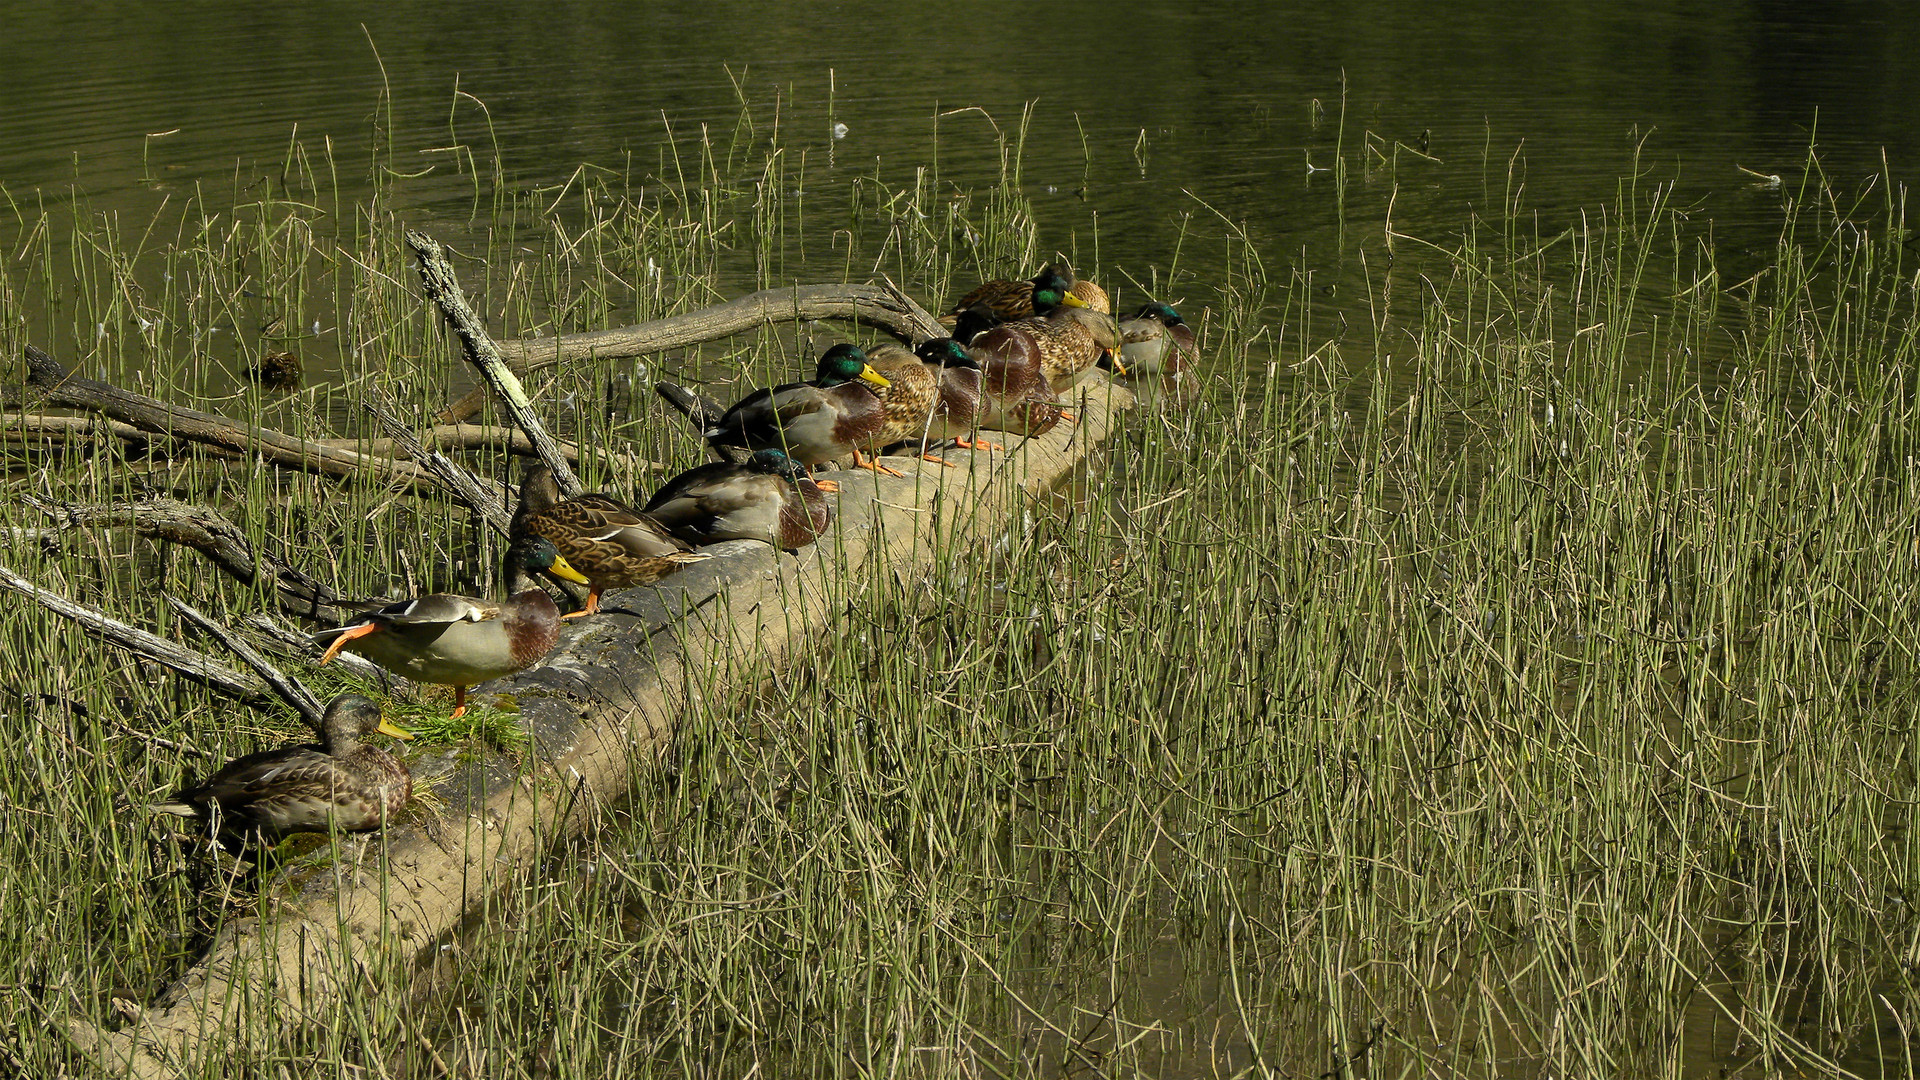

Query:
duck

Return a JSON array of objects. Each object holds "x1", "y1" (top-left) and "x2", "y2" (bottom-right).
[
  {"x1": 1020, "y1": 281, "x2": 1123, "y2": 391},
  {"x1": 1109, "y1": 302, "x2": 1200, "y2": 403},
  {"x1": 150, "y1": 694, "x2": 413, "y2": 838},
  {"x1": 939, "y1": 263, "x2": 1113, "y2": 339},
  {"x1": 848, "y1": 339, "x2": 1001, "y2": 465},
  {"x1": 510, "y1": 466, "x2": 714, "y2": 618},
  {"x1": 706, "y1": 344, "x2": 895, "y2": 473},
  {"x1": 312, "y1": 537, "x2": 584, "y2": 717},
  {"x1": 642, "y1": 448, "x2": 834, "y2": 551},
  {"x1": 904, "y1": 337, "x2": 1004, "y2": 452},
  {"x1": 966, "y1": 320, "x2": 1075, "y2": 438}
]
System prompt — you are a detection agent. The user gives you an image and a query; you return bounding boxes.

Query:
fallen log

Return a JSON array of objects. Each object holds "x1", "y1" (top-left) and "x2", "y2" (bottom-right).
[
  {"x1": 437, "y1": 280, "x2": 946, "y2": 424},
  {"x1": 71, "y1": 377, "x2": 1136, "y2": 1077},
  {"x1": 10, "y1": 347, "x2": 459, "y2": 500}
]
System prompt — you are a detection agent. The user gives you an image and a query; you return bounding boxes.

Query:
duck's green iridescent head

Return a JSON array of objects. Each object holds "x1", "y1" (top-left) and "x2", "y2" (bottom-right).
[
  {"x1": 508, "y1": 535, "x2": 589, "y2": 585},
  {"x1": 914, "y1": 337, "x2": 977, "y2": 369},
  {"x1": 1029, "y1": 265, "x2": 1088, "y2": 314},
  {"x1": 1141, "y1": 302, "x2": 1184, "y2": 326},
  {"x1": 815, "y1": 344, "x2": 891, "y2": 390},
  {"x1": 747, "y1": 448, "x2": 811, "y2": 481}
]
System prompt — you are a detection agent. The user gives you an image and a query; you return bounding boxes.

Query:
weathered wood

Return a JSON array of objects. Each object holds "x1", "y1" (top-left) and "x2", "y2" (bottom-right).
[
  {"x1": 0, "y1": 564, "x2": 271, "y2": 704},
  {"x1": 318, "y1": 424, "x2": 666, "y2": 473},
  {"x1": 405, "y1": 230, "x2": 582, "y2": 498},
  {"x1": 361, "y1": 388, "x2": 516, "y2": 538},
  {"x1": 74, "y1": 377, "x2": 1137, "y2": 1078},
  {"x1": 26, "y1": 495, "x2": 350, "y2": 624},
  {"x1": 12, "y1": 347, "x2": 452, "y2": 498},
  {"x1": 437, "y1": 280, "x2": 947, "y2": 424},
  {"x1": 166, "y1": 596, "x2": 326, "y2": 730}
]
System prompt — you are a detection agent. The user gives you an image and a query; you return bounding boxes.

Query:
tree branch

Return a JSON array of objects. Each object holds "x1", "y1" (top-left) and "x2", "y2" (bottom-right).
[
  {"x1": 404, "y1": 230, "x2": 582, "y2": 498},
  {"x1": 436, "y1": 280, "x2": 947, "y2": 425}
]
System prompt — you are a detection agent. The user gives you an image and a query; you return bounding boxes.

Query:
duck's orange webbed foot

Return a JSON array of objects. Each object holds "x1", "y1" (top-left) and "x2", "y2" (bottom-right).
[{"x1": 851, "y1": 449, "x2": 908, "y2": 478}]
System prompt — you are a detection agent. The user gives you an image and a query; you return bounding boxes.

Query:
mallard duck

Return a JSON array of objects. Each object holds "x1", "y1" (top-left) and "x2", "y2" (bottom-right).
[
  {"x1": 313, "y1": 538, "x2": 584, "y2": 717},
  {"x1": 707, "y1": 344, "x2": 895, "y2": 473},
  {"x1": 907, "y1": 338, "x2": 1003, "y2": 452},
  {"x1": 1021, "y1": 282, "x2": 1123, "y2": 390},
  {"x1": 1109, "y1": 302, "x2": 1200, "y2": 403},
  {"x1": 150, "y1": 694, "x2": 413, "y2": 837},
  {"x1": 511, "y1": 466, "x2": 714, "y2": 618},
  {"x1": 967, "y1": 321, "x2": 1074, "y2": 437},
  {"x1": 939, "y1": 264, "x2": 1112, "y2": 339},
  {"x1": 643, "y1": 449, "x2": 834, "y2": 551}
]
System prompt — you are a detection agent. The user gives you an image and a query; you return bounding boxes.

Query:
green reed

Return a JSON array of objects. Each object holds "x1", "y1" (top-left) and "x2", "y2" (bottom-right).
[{"x1": 5, "y1": 83, "x2": 1920, "y2": 1080}]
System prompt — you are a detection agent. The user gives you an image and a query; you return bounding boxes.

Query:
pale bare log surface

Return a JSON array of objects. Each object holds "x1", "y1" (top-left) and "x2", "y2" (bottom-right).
[
  {"x1": 405, "y1": 231, "x2": 582, "y2": 497},
  {"x1": 0, "y1": 564, "x2": 271, "y2": 705},
  {"x1": 438, "y1": 281, "x2": 947, "y2": 424},
  {"x1": 75, "y1": 378, "x2": 1137, "y2": 1078}
]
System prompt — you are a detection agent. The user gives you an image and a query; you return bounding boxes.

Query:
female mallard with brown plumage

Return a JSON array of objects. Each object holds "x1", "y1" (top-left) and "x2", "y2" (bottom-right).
[
  {"x1": 151, "y1": 694, "x2": 413, "y2": 837},
  {"x1": 706, "y1": 344, "x2": 895, "y2": 472},
  {"x1": 849, "y1": 339, "x2": 1002, "y2": 465},
  {"x1": 939, "y1": 263, "x2": 1112, "y2": 339},
  {"x1": 313, "y1": 538, "x2": 584, "y2": 717},
  {"x1": 643, "y1": 449, "x2": 834, "y2": 551},
  {"x1": 510, "y1": 466, "x2": 713, "y2": 618}
]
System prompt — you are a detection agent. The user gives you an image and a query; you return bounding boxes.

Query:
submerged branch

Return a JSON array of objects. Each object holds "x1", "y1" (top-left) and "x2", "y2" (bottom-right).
[{"x1": 12, "y1": 346, "x2": 452, "y2": 498}]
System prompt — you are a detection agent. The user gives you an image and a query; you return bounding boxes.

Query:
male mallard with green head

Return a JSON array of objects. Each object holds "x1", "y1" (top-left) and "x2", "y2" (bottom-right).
[
  {"x1": 1110, "y1": 301, "x2": 1200, "y2": 403},
  {"x1": 510, "y1": 466, "x2": 714, "y2": 618},
  {"x1": 940, "y1": 263, "x2": 1112, "y2": 339},
  {"x1": 151, "y1": 694, "x2": 414, "y2": 837},
  {"x1": 706, "y1": 344, "x2": 897, "y2": 473},
  {"x1": 313, "y1": 538, "x2": 584, "y2": 717},
  {"x1": 643, "y1": 448, "x2": 834, "y2": 551}
]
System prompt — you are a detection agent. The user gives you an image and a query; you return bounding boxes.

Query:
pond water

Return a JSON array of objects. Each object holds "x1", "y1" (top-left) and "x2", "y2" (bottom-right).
[
  {"x1": 9, "y1": 2, "x2": 1920, "y2": 364},
  {"x1": 7, "y1": 2, "x2": 1919, "y2": 1075}
]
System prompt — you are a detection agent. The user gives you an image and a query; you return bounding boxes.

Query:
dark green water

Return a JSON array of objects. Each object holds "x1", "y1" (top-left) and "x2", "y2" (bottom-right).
[{"x1": 8, "y1": 1, "x2": 1920, "y2": 338}]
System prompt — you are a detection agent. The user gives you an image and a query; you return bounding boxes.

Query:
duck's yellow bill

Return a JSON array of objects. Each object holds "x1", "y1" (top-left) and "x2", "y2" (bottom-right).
[
  {"x1": 1059, "y1": 293, "x2": 1091, "y2": 309},
  {"x1": 549, "y1": 553, "x2": 591, "y2": 585},
  {"x1": 858, "y1": 365, "x2": 892, "y2": 390},
  {"x1": 1104, "y1": 349, "x2": 1128, "y2": 376},
  {"x1": 378, "y1": 718, "x2": 416, "y2": 741}
]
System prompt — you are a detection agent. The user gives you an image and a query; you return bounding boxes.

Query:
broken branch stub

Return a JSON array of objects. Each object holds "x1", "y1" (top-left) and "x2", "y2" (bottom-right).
[{"x1": 404, "y1": 230, "x2": 582, "y2": 498}]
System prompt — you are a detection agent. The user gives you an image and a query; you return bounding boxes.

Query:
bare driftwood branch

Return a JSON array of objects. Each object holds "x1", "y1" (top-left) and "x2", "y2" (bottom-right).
[
  {"x1": 166, "y1": 596, "x2": 325, "y2": 729},
  {"x1": 361, "y1": 388, "x2": 515, "y2": 538},
  {"x1": 404, "y1": 230, "x2": 582, "y2": 498},
  {"x1": 25, "y1": 495, "x2": 349, "y2": 624},
  {"x1": 237, "y1": 613, "x2": 387, "y2": 681},
  {"x1": 437, "y1": 280, "x2": 947, "y2": 424},
  {"x1": 316, "y1": 424, "x2": 666, "y2": 473},
  {"x1": 0, "y1": 564, "x2": 270, "y2": 704},
  {"x1": 13, "y1": 346, "x2": 449, "y2": 497}
]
